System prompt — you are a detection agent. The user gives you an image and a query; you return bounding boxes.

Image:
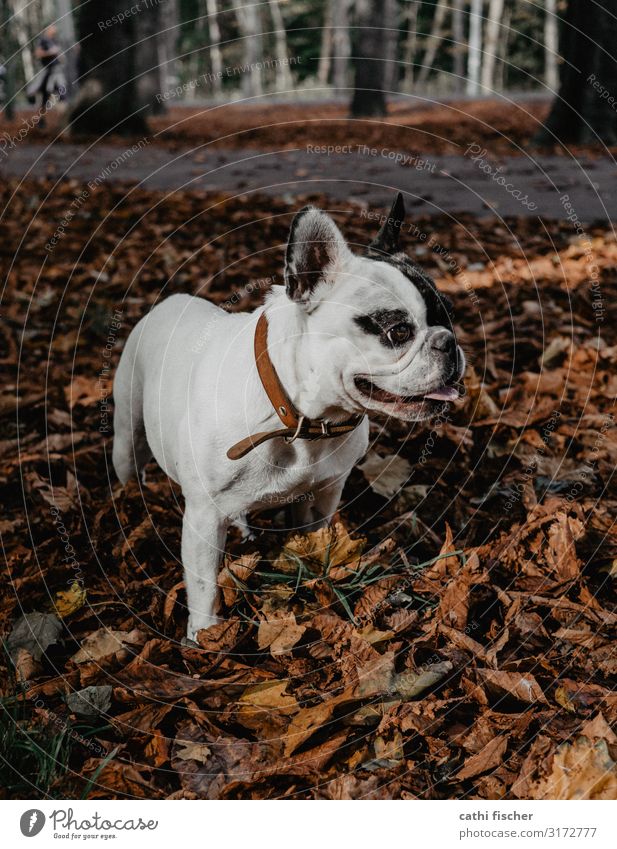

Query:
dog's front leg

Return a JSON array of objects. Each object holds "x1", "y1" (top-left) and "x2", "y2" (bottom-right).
[{"x1": 181, "y1": 499, "x2": 228, "y2": 641}]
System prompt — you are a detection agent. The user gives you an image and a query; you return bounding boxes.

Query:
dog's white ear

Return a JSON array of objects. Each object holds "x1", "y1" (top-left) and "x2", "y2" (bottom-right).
[
  {"x1": 369, "y1": 192, "x2": 406, "y2": 256},
  {"x1": 285, "y1": 207, "x2": 351, "y2": 304}
]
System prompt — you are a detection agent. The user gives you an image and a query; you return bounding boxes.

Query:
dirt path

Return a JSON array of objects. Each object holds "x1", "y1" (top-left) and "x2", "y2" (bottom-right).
[{"x1": 1, "y1": 139, "x2": 616, "y2": 223}]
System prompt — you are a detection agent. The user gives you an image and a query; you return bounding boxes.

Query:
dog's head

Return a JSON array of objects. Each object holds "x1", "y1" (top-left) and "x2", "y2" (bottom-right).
[{"x1": 283, "y1": 194, "x2": 466, "y2": 422}]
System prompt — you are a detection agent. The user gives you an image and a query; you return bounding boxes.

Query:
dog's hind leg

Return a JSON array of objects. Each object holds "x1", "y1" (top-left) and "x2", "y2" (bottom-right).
[
  {"x1": 291, "y1": 477, "x2": 347, "y2": 533},
  {"x1": 112, "y1": 332, "x2": 152, "y2": 485}
]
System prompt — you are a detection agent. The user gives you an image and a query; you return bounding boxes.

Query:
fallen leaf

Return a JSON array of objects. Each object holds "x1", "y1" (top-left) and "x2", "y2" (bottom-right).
[
  {"x1": 274, "y1": 522, "x2": 366, "y2": 577},
  {"x1": 6, "y1": 613, "x2": 62, "y2": 662},
  {"x1": 456, "y1": 735, "x2": 508, "y2": 780},
  {"x1": 66, "y1": 685, "x2": 112, "y2": 716},
  {"x1": 478, "y1": 669, "x2": 547, "y2": 705},
  {"x1": 64, "y1": 375, "x2": 100, "y2": 409},
  {"x1": 71, "y1": 628, "x2": 144, "y2": 663},
  {"x1": 358, "y1": 452, "x2": 412, "y2": 498},
  {"x1": 530, "y1": 737, "x2": 617, "y2": 800},
  {"x1": 218, "y1": 552, "x2": 259, "y2": 606},
  {"x1": 257, "y1": 611, "x2": 305, "y2": 657},
  {"x1": 54, "y1": 581, "x2": 87, "y2": 617}
]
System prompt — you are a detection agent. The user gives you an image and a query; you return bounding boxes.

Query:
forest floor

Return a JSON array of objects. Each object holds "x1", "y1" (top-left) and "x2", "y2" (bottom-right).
[{"x1": 1, "y1": 98, "x2": 616, "y2": 799}]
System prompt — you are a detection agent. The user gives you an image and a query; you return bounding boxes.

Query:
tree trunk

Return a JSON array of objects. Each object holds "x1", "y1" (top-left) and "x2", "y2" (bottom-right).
[
  {"x1": 401, "y1": 1, "x2": 419, "y2": 93},
  {"x1": 231, "y1": 0, "x2": 263, "y2": 98},
  {"x1": 267, "y1": 0, "x2": 292, "y2": 91},
  {"x1": 418, "y1": 0, "x2": 448, "y2": 87},
  {"x1": 69, "y1": 0, "x2": 149, "y2": 136},
  {"x1": 158, "y1": 0, "x2": 179, "y2": 95},
  {"x1": 544, "y1": 0, "x2": 559, "y2": 91},
  {"x1": 536, "y1": 0, "x2": 617, "y2": 144},
  {"x1": 496, "y1": 2, "x2": 511, "y2": 91},
  {"x1": 451, "y1": 0, "x2": 465, "y2": 93},
  {"x1": 350, "y1": 0, "x2": 397, "y2": 117},
  {"x1": 332, "y1": 0, "x2": 351, "y2": 92},
  {"x1": 480, "y1": 0, "x2": 504, "y2": 92},
  {"x1": 135, "y1": 0, "x2": 165, "y2": 115},
  {"x1": 9, "y1": 0, "x2": 35, "y2": 83},
  {"x1": 205, "y1": 0, "x2": 223, "y2": 97},
  {"x1": 1, "y1": 0, "x2": 16, "y2": 118},
  {"x1": 466, "y1": 0, "x2": 483, "y2": 96},
  {"x1": 317, "y1": 0, "x2": 333, "y2": 86},
  {"x1": 54, "y1": 0, "x2": 77, "y2": 99}
]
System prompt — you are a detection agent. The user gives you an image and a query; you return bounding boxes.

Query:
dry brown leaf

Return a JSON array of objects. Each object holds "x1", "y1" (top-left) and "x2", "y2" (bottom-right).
[
  {"x1": 64, "y1": 375, "x2": 100, "y2": 410},
  {"x1": 218, "y1": 552, "x2": 259, "y2": 606},
  {"x1": 257, "y1": 611, "x2": 305, "y2": 656},
  {"x1": 274, "y1": 522, "x2": 366, "y2": 577},
  {"x1": 478, "y1": 669, "x2": 547, "y2": 705},
  {"x1": 358, "y1": 452, "x2": 412, "y2": 498},
  {"x1": 196, "y1": 618, "x2": 243, "y2": 652},
  {"x1": 545, "y1": 512, "x2": 585, "y2": 582},
  {"x1": 456, "y1": 735, "x2": 508, "y2": 780},
  {"x1": 72, "y1": 628, "x2": 144, "y2": 664},
  {"x1": 530, "y1": 737, "x2": 617, "y2": 800}
]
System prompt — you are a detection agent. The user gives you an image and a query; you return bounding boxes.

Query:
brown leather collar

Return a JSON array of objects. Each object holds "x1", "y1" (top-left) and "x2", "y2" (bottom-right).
[{"x1": 226, "y1": 312, "x2": 364, "y2": 460}]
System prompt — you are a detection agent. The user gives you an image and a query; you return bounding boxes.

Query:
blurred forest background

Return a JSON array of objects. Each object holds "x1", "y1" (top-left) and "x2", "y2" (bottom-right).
[{"x1": 2, "y1": 1, "x2": 616, "y2": 143}]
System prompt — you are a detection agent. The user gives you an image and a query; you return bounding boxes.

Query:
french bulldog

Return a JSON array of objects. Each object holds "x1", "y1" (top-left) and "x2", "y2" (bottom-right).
[{"x1": 112, "y1": 194, "x2": 466, "y2": 641}]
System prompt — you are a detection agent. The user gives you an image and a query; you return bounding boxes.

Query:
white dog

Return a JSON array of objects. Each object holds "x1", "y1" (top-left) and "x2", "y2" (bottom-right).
[{"x1": 113, "y1": 195, "x2": 466, "y2": 641}]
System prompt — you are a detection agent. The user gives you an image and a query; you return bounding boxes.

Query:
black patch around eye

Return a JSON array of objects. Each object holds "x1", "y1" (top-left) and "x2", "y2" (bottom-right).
[
  {"x1": 365, "y1": 253, "x2": 454, "y2": 327},
  {"x1": 354, "y1": 308, "x2": 410, "y2": 337}
]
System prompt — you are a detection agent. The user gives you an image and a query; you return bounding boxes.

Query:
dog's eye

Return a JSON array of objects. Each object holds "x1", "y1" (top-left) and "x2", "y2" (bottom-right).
[{"x1": 386, "y1": 322, "x2": 413, "y2": 346}]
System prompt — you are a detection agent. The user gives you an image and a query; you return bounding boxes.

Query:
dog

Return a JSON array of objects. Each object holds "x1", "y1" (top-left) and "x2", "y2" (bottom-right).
[{"x1": 112, "y1": 194, "x2": 466, "y2": 641}]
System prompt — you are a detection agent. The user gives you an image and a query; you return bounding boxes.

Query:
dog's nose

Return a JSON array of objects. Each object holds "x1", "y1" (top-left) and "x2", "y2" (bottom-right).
[{"x1": 431, "y1": 329, "x2": 456, "y2": 358}]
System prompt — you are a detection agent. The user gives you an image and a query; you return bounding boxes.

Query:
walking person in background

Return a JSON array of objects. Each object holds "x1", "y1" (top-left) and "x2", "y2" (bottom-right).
[{"x1": 27, "y1": 24, "x2": 66, "y2": 126}]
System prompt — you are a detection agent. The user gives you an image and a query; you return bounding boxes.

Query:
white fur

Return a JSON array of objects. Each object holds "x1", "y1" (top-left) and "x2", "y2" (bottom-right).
[{"x1": 113, "y1": 213, "x2": 464, "y2": 640}]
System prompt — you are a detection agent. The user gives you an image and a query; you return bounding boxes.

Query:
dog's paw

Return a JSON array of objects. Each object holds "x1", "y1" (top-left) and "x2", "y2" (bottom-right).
[{"x1": 186, "y1": 615, "x2": 222, "y2": 643}]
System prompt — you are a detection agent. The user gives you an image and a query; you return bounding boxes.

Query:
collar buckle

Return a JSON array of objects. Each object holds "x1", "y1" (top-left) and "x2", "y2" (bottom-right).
[{"x1": 284, "y1": 415, "x2": 306, "y2": 445}]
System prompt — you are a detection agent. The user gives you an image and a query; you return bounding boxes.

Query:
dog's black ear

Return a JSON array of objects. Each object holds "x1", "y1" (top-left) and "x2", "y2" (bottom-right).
[
  {"x1": 285, "y1": 207, "x2": 350, "y2": 304},
  {"x1": 368, "y1": 192, "x2": 405, "y2": 256}
]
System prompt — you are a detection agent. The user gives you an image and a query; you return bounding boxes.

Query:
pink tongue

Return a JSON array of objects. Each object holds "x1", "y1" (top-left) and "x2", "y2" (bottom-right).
[{"x1": 425, "y1": 386, "x2": 459, "y2": 401}]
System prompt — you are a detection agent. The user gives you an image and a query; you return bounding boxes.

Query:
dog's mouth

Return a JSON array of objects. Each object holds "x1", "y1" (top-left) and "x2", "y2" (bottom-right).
[{"x1": 353, "y1": 376, "x2": 460, "y2": 409}]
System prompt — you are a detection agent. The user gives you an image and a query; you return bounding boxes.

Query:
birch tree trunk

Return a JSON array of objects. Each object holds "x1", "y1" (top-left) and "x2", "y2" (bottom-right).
[
  {"x1": 205, "y1": 0, "x2": 223, "y2": 97},
  {"x1": 332, "y1": 0, "x2": 351, "y2": 92},
  {"x1": 451, "y1": 0, "x2": 465, "y2": 92},
  {"x1": 317, "y1": 1, "x2": 333, "y2": 85},
  {"x1": 466, "y1": 0, "x2": 483, "y2": 95},
  {"x1": 418, "y1": 0, "x2": 448, "y2": 86},
  {"x1": 544, "y1": 0, "x2": 559, "y2": 91},
  {"x1": 267, "y1": 0, "x2": 292, "y2": 91},
  {"x1": 480, "y1": 0, "x2": 504, "y2": 92},
  {"x1": 231, "y1": 0, "x2": 263, "y2": 98},
  {"x1": 9, "y1": 0, "x2": 35, "y2": 83},
  {"x1": 54, "y1": 0, "x2": 77, "y2": 99}
]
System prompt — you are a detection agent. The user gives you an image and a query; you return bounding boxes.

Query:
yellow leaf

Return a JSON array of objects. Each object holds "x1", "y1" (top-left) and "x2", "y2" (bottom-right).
[{"x1": 54, "y1": 581, "x2": 86, "y2": 618}]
